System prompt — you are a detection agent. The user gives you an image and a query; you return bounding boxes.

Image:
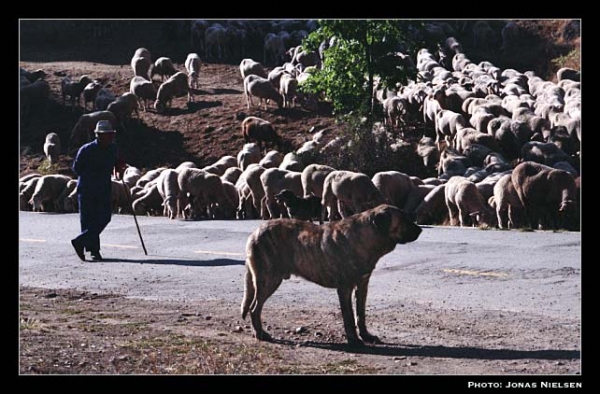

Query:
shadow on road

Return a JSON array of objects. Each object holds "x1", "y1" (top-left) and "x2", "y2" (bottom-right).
[
  {"x1": 88, "y1": 257, "x2": 244, "y2": 267},
  {"x1": 271, "y1": 338, "x2": 580, "y2": 361}
]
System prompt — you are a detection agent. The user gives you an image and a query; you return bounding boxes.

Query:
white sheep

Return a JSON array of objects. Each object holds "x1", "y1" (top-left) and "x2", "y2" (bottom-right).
[
  {"x1": 43, "y1": 132, "x2": 61, "y2": 165},
  {"x1": 136, "y1": 167, "x2": 168, "y2": 188},
  {"x1": 20, "y1": 175, "x2": 42, "y2": 211},
  {"x1": 94, "y1": 88, "x2": 116, "y2": 111},
  {"x1": 202, "y1": 155, "x2": 238, "y2": 176},
  {"x1": 154, "y1": 72, "x2": 192, "y2": 114},
  {"x1": 131, "y1": 47, "x2": 152, "y2": 80},
  {"x1": 490, "y1": 172, "x2": 523, "y2": 229},
  {"x1": 243, "y1": 75, "x2": 283, "y2": 110},
  {"x1": 156, "y1": 169, "x2": 181, "y2": 219},
  {"x1": 185, "y1": 53, "x2": 202, "y2": 90},
  {"x1": 260, "y1": 167, "x2": 303, "y2": 219},
  {"x1": 177, "y1": 168, "x2": 236, "y2": 219},
  {"x1": 151, "y1": 57, "x2": 177, "y2": 82},
  {"x1": 263, "y1": 33, "x2": 286, "y2": 65},
  {"x1": 55, "y1": 179, "x2": 77, "y2": 213},
  {"x1": 132, "y1": 183, "x2": 162, "y2": 216},
  {"x1": 239, "y1": 58, "x2": 267, "y2": 80},
  {"x1": 82, "y1": 81, "x2": 103, "y2": 112},
  {"x1": 258, "y1": 150, "x2": 283, "y2": 169},
  {"x1": 444, "y1": 176, "x2": 495, "y2": 227},
  {"x1": 279, "y1": 73, "x2": 299, "y2": 108},
  {"x1": 29, "y1": 174, "x2": 72, "y2": 212},
  {"x1": 107, "y1": 92, "x2": 139, "y2": 129},
  {"x1": 122, "y1": 166, "x2": 143, "y2": 188},
  {"x1": 221, "y1": 166, "x2": 243, "y2": 185},
  {"x1": 237, "y1": 143, "x2": 261, "y2": 171},
  {"x1": 130, "y1": 76, "x2": 157, "y2": 112}
]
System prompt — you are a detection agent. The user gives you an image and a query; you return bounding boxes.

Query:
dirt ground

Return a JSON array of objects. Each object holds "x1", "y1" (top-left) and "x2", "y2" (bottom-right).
[{"x1": 19, "y1": 286, "x2": 580, "y2": 375}]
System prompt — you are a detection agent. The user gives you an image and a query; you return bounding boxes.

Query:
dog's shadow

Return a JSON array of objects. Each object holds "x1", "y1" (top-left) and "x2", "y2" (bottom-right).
[{"x1": 270, "y1": 338, "x2": 579, "y2": 361}]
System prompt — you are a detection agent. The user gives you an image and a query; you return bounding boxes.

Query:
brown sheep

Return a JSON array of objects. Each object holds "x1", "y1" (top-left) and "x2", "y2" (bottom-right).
[
  {"x1": 511, "y1": 161, "x2": 577, "y2": 230},
  {"x1": 241, "y1": 116, "x2": 283, "y2": 153}
]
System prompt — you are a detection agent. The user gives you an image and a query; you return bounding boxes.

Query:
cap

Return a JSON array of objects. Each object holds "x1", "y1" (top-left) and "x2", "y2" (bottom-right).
[{"x1": 94, "y1": 120, "x2": 116, "y2": 134}]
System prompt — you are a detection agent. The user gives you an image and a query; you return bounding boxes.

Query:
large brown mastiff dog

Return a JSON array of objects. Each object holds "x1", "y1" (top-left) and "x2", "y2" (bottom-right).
[{"x1": 241, "y1": 204, "x2": 422, "y2": 346}]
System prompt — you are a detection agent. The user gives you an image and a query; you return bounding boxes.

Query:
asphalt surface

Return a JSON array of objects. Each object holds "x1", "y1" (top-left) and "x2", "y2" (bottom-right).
[{"x1": 19, "y1": 211, "x2": 581, "y2": 321}]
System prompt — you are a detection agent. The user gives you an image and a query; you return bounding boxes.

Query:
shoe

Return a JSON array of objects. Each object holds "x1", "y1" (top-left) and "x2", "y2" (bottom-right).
[
  {"x1": 71, "y1": 239, "x2": 85, "y2": 261},
  {"x1": 90, "y1": 251, "x2": 103, "y2": 261}
]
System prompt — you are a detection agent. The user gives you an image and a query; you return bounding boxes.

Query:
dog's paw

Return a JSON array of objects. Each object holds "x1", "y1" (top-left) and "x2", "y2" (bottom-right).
[
  {"x1": 256, "y1": 331, "x2": 273, "y2": 342},
  {"x1": 360, "y1": 332, "x2": 382, "y2": 344}
]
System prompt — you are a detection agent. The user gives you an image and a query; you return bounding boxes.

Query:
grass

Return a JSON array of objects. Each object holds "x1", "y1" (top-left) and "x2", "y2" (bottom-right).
[{"x1": 37, "y1": 159, "x2": 60, "y2": 175}]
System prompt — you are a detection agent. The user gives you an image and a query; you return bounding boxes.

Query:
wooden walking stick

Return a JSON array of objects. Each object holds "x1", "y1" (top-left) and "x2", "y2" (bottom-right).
[{"x1": 121, "y1": 178, "x2": 148, "y2": 255}]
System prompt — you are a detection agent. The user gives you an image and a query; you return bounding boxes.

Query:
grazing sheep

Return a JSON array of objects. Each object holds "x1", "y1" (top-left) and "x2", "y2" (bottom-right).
[
  {"x1": 82, "y1": 81, "x2": 103, "y2": 112},
  {"x1": 107, "y1": 92, "x2": 139, "y2": 129},
  {"x1": 301, "y1": 164, "x2": 336, "y2": 199},
  {"x1": 279, "y1": 152, "x2": 305, "y2": 172},
  {"x1": 241, "y1": 164, "x2": 268, "y2": 219},
  {"x1": 94, "y1": 88, "x2": 116, "y2": 111},
  {"x1": 444, "y1": 176, "x2": 495, "y2": 227},
  {"x1": 29, "y1": 174, "x2": 72, "y2": 212},
  {"x1": 258, "y1": 150, "x2": 283, "y2": 169},
  {"x1": 263, "y1": 33, "x2": 286, "y2": 65},
  {"x1": 415, "y1": 184, "x2": 448, "y2": 225},
  {"x1": 371, "y1": 171, "x2": 415, "y2": 209},
  {"x1": 556, "y1": 67, "x2": 580, "y2": 82},
  {"x1": 416, "y1": 137, "x2": 440, "y2": 176},
  {"x1": 61, "y1": 75, "x2": 93, "y2": 109},
  {"x1": 21, "y1": 68, "x2": 46, "y2": 83},
  {"x1": 185, "y1": 53, "x2": 202, "y2": 90},
  {"x1": 55, "y1": 179, "x2": 77, "y2": 213},
  {"x1": 241, "y1": 116, "x2": 283, "y2": 153},
  {"x1": 520, "y1": 141, "x2": 572, "y2": 167},
  {"x1": 402, "y1": 184, "x2": 437, "y2": 219},
  {"x1": 154, "y1": 72, "x2": 192, "y2": 114},
  {"x1": 438, "y1": 148, "x2": 472, "y2": 178},
  {"x1": 68, "y1": 111, "x2": 118, "y2": 154},
  {"x1": 511, "y1": 161, "x2": 577, "y2": 230},
  {"x1": 243, "y1": 75, "x2": 283, "y2": 110},
  {"x1": 260, "y1": 167, "x2": 303, "y2": 219},
  {"x1": 136, "y1": 167, "x2": 168, "y2": 188},
  {"x1": 202, "y1": 155, "x2": 238, "y2": 176},
  {"x1": 239, "y1": 58, "x2": 267, "y2": 80},
  {"x1": 132, "y1": 184, "x2": 162, "y2": 216},
  {"x1": 435, "y1": 109, "x2": 468, "y2": 151},
  {"x1": 383, "y1": 96, "x2": 408, "y2": 129},
  {"x1": 221, "y1": 166, "x2": 243, "y2": 185},
  {"x1": 122, "y1": 166, "x2": 143, "y2": 188},
  {"x1": 20, "y1": 176, "x2": 42, "y2": 211},
  {"x1": 177, "y1": 168, "x2": 236, "y2": 219},
  {"x1": 63, "y1": 183, "x2": 79, "y2": 213},
  {"x1": 237, "y1": 143, "x2": 262, "y2": 171},
  {"x1": 156, "y1": 169, "x2": 181, "y2": 219},
  {"x1": 490, "y1": 173, "x2": 523, "y2": 229},
  {"x1": 321, "y1": 170, "x2": 386, "y2": 220},
  {"x1": 151, "y1": 57, "x2": 177, "y2": 82},
  {"x1": 130, "y1": 76, "x2": 157, "y2": 112},
  {"x1": 131, "y1": 47, "x2": 152, "y2": 80},
  {"x1": 279, "y1": 73, "x2": 299, "y2": 108},
  {"x1": 43, "y1": 132, "x2": 61, "y2": 165},
  {"x1": 110, "y1": 178, "x2": 131, "y2": 214}
]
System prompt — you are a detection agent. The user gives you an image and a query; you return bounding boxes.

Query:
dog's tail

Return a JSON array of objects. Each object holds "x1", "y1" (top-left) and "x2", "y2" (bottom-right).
[{"x1": 241, "y1": 265, "x2": 256, "y2": 320}]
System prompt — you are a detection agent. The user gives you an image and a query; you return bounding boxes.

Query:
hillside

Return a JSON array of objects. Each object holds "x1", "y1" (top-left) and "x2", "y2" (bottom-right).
[{"x1": 19, "y1": 19, "x2": 581, "y2": 178}]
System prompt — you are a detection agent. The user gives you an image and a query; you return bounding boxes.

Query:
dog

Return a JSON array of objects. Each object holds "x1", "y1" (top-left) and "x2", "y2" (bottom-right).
[
  {"x1": 241, "y1": 204, "x2": 422, "y2": 346},
  {"x1": 274, "y1": 189, "x2": 323, "y2": 224}
]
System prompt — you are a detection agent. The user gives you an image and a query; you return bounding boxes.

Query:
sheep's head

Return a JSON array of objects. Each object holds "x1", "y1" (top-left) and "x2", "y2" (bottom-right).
[{"x1": 154, "y1": 99, "x2": 166, "y2": 114}]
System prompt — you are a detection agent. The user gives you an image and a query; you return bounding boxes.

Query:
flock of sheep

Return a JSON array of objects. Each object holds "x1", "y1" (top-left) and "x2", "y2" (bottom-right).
[{"x1": 19, "y1": 20, "x2": 580, "y2": 232}]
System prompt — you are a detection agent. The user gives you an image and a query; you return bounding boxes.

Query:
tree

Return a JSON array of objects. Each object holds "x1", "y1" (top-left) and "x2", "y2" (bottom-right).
[{"x1": 301, "y1": 20, "x2": 424, "y2": 121}]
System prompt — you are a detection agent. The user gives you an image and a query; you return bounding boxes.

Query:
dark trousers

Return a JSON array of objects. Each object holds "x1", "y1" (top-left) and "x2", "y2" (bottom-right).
[{"x1": 74, "y1": 192, "x2": 112, "y2": 254}]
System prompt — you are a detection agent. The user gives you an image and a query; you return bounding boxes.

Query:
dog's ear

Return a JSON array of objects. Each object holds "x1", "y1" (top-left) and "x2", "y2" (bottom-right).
[{"x1": 371, "y1": 209, "x2": 392, "y2": 235}]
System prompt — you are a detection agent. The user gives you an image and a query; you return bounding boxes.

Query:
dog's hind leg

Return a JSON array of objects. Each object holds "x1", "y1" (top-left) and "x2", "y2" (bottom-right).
[
  {"x1": 250, "y1": 276, "x2": 283, "y2": 342},
  {"x1": 355, "y1": 275, "x2": 382, "y2": 344},
  {"x1": 241, "y1": 269, "x2": 255, "y2": 320},
  {"x1": 337, "y1": 287, "x2": 362, "y2": 346}
]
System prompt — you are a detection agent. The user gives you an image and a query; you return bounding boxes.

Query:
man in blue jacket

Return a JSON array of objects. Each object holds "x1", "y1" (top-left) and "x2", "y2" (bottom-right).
[{"x1": 71, "y1": 120, "x2": 125, "y2": 261}]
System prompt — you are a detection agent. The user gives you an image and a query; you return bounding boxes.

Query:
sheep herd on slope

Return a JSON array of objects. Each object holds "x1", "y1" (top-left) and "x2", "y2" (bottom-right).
[{"x1": 20, "y1": 20, "x2": 580, "y2": 231}]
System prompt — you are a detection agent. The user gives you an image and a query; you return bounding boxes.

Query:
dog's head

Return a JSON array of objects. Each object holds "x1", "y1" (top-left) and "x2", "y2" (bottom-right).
[
  {"x1": 275, "y1": 189, "x2": 298, "y2": 205},
  {"x1": 370, "y1": 204, "x2": 422, "y2": 244}
]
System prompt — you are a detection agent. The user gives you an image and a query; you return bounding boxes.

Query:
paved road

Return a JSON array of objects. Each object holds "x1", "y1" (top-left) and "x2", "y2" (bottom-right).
[{"x1": 19, "y1": 212, "x2": 581, "y2": 320}]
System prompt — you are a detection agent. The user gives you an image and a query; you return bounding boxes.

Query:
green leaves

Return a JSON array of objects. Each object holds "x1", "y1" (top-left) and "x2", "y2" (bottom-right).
[{"x1": 299, "y1": 20, "x2": 423, "y2": 118}]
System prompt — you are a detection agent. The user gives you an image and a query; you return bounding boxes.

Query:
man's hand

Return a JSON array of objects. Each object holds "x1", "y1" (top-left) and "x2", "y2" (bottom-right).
[{"x1": 114, "y1": 159, "x2": 127, "y2": 180}]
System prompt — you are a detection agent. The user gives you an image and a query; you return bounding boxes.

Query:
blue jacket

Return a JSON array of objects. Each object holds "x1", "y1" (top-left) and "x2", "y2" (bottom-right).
[{"x1": 72, "y1": 140, "x2": 117, "y2": 196}]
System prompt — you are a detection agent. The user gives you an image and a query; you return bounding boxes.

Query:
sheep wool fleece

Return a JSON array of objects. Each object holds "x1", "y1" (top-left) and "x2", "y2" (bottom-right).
[{"x1": 72, "y1": 139, "x2": 118, "y2": 254}]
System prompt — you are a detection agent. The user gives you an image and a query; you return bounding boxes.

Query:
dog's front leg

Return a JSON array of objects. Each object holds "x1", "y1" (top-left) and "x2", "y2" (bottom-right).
[
  {"x1": 355, "y1": 275, "x2": 382, "y2": 344},
  {"x1": 337, "y1": 287, "x2": 362, "y2": 346}
]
